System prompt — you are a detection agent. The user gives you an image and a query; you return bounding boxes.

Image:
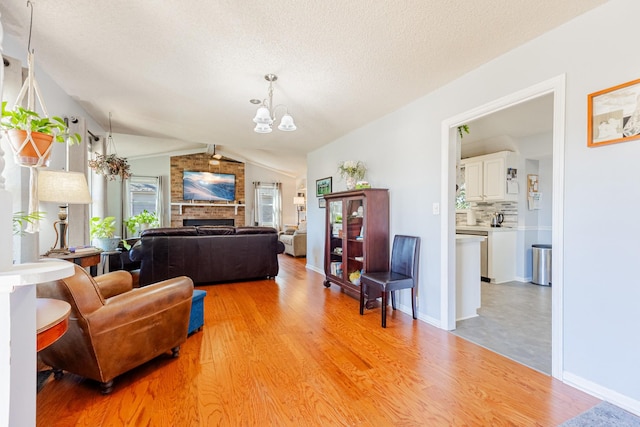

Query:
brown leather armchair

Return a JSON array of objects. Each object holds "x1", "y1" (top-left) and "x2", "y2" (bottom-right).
[{"x1": 37, "y1": 264, "x2": 194, "y2": 394}]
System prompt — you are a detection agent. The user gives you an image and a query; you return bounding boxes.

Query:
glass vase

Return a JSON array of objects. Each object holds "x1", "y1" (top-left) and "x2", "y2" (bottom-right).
[{"x1": 346, "y1": 176, "x2": 357, "y2": 190}]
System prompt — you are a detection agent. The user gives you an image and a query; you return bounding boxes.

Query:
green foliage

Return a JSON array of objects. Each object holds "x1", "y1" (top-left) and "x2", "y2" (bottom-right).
[
  {"x1": 1, "y1": 101, "x2": 81, "y2": 144},
  {"x1": 457, "y1": 124, "x2": 470, "y2": 139},
  {"x1": 12, "y1": 211, "x2": 46, "y2": 235},
  {"x1": 90, "y1": 216, "x2": 117, "y2": 239},
  {"x1": 456, "y1": 184, "x2": 470, "y2": 210},
  {"x1": 124, "y1": 210, "x2": 159, "y2": 235}
]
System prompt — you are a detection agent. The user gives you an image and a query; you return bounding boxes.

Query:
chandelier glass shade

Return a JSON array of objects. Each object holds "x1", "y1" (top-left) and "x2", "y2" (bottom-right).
[{"x1": 252, "y1": 74, "x2": 297, "y2": 133}]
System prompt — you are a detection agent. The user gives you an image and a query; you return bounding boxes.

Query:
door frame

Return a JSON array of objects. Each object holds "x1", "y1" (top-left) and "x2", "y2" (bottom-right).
[{"x1": 439, "y1": 75, "x2": 565, "y2": 379}]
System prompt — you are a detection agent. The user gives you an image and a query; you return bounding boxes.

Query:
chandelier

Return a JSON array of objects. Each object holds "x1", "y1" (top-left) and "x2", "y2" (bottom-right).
[{"x1": 251, "y1": 74, "x2": 297, "y2": 133}]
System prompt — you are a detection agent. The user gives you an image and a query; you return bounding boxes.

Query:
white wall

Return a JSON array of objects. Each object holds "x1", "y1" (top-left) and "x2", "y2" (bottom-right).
[{"x1": 308, "y1": 0, "x2": 640, "y2": 410}]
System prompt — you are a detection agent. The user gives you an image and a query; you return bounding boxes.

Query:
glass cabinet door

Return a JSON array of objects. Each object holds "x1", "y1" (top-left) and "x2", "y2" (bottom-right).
[
  {"x1": 345, "y1": 197, "x2": 365, "y2": 286},
  {"x1": 328, "y1": 200, "x2": 344, "y2": 279}
]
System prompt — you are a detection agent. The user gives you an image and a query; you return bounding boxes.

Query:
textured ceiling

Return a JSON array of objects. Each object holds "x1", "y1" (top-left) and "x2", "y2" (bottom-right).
[{"x1": 0, "y1": 1, "x2": 606, "y2": 176}]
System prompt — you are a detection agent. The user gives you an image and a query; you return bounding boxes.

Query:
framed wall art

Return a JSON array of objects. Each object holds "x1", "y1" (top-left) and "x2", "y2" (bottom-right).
[
  {"x1": 588, "y1": 78, "x2": 640, "y2": 147},
  {"x1": 316, "y1": 177, "x2": 332, "y2": 197},
  {"x1": 318, "y1": 198, "x2": 326, "y2": 208}
]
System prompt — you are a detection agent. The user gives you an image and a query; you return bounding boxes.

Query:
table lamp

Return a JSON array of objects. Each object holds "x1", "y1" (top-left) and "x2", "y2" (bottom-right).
[{"x1": 38, "y1": 170, "x2": 92, "y2": 254}]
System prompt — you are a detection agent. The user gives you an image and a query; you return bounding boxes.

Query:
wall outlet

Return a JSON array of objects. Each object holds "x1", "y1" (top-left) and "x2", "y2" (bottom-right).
[{"x1": 432, "y1": 202, "x2": 440, "y2": 215}]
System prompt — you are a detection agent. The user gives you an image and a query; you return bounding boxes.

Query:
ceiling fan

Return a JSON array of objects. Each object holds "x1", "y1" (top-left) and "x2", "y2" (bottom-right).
[{"x1": 206, "y1": 144, "x2": 223, "y2": 165}]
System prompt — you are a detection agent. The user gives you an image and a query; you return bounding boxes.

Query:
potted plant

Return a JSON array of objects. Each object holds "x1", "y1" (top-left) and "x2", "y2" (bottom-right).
[
  {"x1": 89, "y1": 153, "x2": 131, "y2": 181},
  {"x1": 124, "y1": 210, "x2": 159, "y2": 237},
  {"x1": 338, "y1": 160, "x2": 366, "y2": 190},
  {"x1": 12, "y1": 211, "x2": 46, "y2": 235},
  {"x1": 1, "y1": 101, "x2": 81, "y2": 166},
  {"x1": 89, "y1": 216, "x2": 121, "y2": 251}
]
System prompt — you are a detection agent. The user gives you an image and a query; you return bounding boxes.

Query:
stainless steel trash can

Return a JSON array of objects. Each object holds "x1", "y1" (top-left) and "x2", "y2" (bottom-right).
[{"x1": 532, "y1": 244, "x2": 552, "y2": 286}]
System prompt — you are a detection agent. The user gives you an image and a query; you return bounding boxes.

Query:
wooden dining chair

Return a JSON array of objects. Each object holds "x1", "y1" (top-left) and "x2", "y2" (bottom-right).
[{"x1": 359, "y1": 235, "x2": 420, "y2": 328}]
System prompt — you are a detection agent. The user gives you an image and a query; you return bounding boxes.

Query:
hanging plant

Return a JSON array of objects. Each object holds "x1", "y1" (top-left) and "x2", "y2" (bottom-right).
[
  {"x1": 89, "y1": 112, "x2": 130, "y2": 180},
  {"x1": 89, "y1": 153, "x2": 131, "y2": 181}
]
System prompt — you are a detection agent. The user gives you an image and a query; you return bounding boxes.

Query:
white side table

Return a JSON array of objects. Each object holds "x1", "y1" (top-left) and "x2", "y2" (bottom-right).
[{"x1": 0, "y1": 260, "x2": 74, "y2": 427}]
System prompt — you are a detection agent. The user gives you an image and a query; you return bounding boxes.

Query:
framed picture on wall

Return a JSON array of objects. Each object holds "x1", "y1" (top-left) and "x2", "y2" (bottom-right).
[
  {"x1": 316, "y1": 177, "x2": 332, "y2": 197},
  {"x1": 588, "y1": 78, "x2": 640, "y2": 147},
  {"x1": 318, "y1": 198, "x2": 326, "y2": 208}
]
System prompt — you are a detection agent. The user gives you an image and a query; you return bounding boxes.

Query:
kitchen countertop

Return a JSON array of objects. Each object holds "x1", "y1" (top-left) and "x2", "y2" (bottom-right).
[{"x1": 456, "y1": 225, "x2": 516, "y2": 232}]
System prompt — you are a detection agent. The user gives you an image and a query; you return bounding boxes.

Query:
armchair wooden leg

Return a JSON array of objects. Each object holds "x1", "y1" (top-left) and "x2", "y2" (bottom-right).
[
  {"x1": 100, "y1": 380, "x2": 114, "y2": 394},
  {"x1": 359, "y1": 283, "x2": 366, "y2": 315},
  {"x1": 381, "y1": 290, "x2": 387, "y2": 328},
  {"x1": 52, "y1": 368, "x2": 64, "y2": 380},
  {"x1": 391, "y1": 290, "x2": 397, "y2": 310},
  {"x1": 171, "y1": 346, "x2": 181, "y2": 358}
]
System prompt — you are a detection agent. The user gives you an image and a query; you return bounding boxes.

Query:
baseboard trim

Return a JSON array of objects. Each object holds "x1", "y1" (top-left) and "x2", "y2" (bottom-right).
[
  {"x1": 563, "y1": 371, "x2": 640, "y2": 416},
  {"x1": 306, "y1": 264, "x2": 323, "y2": 275}
]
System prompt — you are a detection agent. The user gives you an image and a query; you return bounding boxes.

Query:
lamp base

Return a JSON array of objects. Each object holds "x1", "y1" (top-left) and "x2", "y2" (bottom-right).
[{"x1": 44, "y1": 248, "x2": 71, "y2": 256}]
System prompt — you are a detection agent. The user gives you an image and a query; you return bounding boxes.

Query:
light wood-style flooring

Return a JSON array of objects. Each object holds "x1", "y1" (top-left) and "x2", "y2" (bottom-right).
[{"x1": 37, "y1": 255, "x2": 599, "y2": 426}]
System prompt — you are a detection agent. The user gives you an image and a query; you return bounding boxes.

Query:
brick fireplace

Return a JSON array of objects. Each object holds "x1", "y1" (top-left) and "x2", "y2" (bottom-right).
[{"x1": 170, "y1": 153, "x2": 246, "y2": 227}]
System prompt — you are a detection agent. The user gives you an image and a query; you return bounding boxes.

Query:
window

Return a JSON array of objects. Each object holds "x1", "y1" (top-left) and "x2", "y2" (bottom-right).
[
  {"x1": 253, "y1": 182, "x2": 282, "y2": 229},
  {"x1": 127, "y1": 176, "x2": 162, "y2": 219}
]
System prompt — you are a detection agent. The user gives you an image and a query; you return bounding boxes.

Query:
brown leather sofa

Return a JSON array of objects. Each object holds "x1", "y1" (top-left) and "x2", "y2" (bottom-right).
[
  {"x1": 129, "y1": 226, "x2": 285, "y2": 286},
  {"x1": 37, "y1": 264, "x2": 193, "y2": 394}
]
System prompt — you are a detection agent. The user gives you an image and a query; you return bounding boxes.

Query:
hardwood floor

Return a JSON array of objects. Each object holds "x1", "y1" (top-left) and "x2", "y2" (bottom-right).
[{"x1": 37, "y1": 255, "x2": 599, "y2": 426}]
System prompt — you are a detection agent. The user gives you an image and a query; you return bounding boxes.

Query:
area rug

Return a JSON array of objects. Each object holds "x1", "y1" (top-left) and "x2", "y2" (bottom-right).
[{"x1": 559, "y1": 402, "x2": 640, "y2": 426}]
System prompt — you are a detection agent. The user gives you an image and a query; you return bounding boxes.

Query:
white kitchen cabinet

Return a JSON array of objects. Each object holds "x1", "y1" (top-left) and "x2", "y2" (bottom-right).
[
  {"x1": 462, "y1": 151, "x2": 517, "y2": 202},
  {"x1": 463, "y1": 160, "x2": 484, "y2": 201}
]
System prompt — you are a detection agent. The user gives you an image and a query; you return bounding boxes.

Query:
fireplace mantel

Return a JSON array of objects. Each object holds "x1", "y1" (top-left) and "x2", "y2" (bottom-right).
[{"x1": 170, "y1": 202, "x2": 245, "y2": 215}]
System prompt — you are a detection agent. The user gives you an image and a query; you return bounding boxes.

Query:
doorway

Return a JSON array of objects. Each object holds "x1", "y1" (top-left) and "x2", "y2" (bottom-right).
[{"x1": 439, "y1": 75, "x2": 566, "y2": 379}]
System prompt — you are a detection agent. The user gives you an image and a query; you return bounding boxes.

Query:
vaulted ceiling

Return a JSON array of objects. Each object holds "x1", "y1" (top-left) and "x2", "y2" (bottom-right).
[{"x1": 0, "y1": 1, "x2": 606, "y2": 177}]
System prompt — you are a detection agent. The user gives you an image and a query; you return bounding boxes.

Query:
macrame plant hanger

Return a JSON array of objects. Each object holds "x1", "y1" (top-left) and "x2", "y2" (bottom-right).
[
  {"x1": 8, "y1": 1, "x2": 58, "y2": 232},
  {"x1": 107, "y1": 112, "x2": 126, "y2": 237}
]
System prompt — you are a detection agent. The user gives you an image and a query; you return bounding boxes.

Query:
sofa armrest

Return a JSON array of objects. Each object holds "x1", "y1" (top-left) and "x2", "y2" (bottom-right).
[
  {"x1": 94, "y1": 271, "x2": 133, "y2": 299},
  {"x1": 88, "y1": 276, "x2": 194, "y2": 331}
]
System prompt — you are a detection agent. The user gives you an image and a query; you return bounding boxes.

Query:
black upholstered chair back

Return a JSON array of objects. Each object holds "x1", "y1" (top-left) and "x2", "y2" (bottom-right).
[{"x1": 390, "y1": 235, "x2": 420, "y2": 283}]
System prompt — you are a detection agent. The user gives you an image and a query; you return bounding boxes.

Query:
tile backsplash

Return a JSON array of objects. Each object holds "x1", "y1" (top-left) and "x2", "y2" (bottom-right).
[{"x1": 456, "y1": 201, "x2": 517, "y2": 227}]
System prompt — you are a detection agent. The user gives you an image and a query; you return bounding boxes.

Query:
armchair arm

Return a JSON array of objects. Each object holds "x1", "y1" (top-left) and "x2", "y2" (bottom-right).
[{"x1": 94, "y1": 271, "x2": 133, "y2": 299}]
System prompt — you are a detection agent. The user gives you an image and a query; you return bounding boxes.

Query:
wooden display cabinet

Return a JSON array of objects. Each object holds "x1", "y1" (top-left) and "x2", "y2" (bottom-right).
[{"x1": 323, "y1": 189, "x2": 389, "y2": 305}]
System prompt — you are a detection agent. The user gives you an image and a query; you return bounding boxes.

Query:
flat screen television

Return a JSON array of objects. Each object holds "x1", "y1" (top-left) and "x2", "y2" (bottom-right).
[{"x1": 183, "y1": 171, "x2": 236, "y2": 202}]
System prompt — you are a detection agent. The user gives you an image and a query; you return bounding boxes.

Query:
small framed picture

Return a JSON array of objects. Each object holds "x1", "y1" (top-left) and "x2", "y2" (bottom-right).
[
  {"x1": 316, "y1": 177, "x2": 332, "y2": 197},
  {"x1": 318, "y1": 198, "x2": 326, "y2": 208},
  {"x1": 588, "y1": 78, "x2": 640, "y2": 147}
]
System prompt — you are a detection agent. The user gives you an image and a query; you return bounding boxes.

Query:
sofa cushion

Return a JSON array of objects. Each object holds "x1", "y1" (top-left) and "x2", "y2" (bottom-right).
[
  {"x1": 141, "y1": 227, "x2": 198, "y2": 237},
  {"x1": 196, "y1": 226, "x2": 236, "y2": 235},
  {"x1": 235, "y1": 226, "x2": 277, "y2": 235}
]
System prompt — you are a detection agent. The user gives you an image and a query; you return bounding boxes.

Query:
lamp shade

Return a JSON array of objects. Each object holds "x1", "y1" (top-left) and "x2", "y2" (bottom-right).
[
  {"x1": 38, "y1": 171, "x2": 92, "y2": 204},
  {"x1": 293, "y1": 196, "x2": 305, "y2": 205},
  {"x1": 278, "y1": 114, "x2": 297, "y2": 131},
  {"x1": 253, "y1": 106, "x2": 273, "y2": 125},
  {"x1": 254, "y1": 123, "x2": 273, "y2": 134}
]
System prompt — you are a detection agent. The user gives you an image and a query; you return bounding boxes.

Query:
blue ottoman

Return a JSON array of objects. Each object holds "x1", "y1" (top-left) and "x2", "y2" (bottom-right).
[{"x1": 188, "y1": 289, "x2": 206, "y2": 335}]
